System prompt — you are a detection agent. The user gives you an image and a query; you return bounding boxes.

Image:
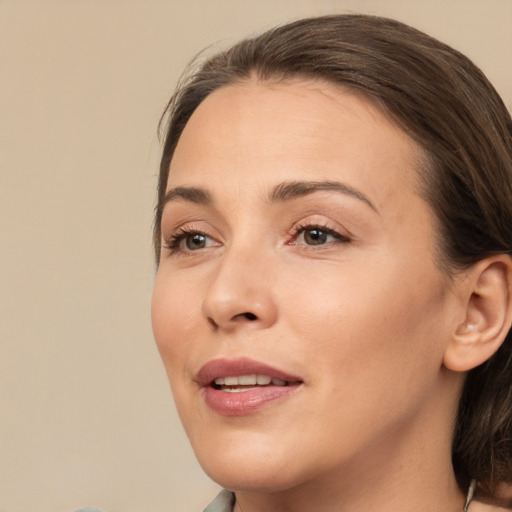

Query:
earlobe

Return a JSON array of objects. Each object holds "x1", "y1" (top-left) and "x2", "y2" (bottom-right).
[{"x1": 443, "y1": 256, "x2": 512, "y2": 372}]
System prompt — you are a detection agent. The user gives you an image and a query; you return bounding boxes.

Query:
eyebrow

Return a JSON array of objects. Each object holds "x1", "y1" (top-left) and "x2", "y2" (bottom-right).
[
  {"x1": 162, "y1": 180, "x2": 377, "y2": 212},
  {"x1": 163, "y1": 186, "x2": 213, "y2": 207},
  {"x1": 269, "y1": 180, "x2": 378, "y2": 212}
]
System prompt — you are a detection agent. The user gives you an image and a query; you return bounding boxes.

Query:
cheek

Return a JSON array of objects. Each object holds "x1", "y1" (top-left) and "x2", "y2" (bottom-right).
[
  {"x1": 280, "y1": 255, "x2": 448, "y2": 386},
  {"x1": 151, "y1": 272, "x2": 200, "y2": 378},
  {"x1": 274, "y1": 262, "x2": 451, "y2": 459}
]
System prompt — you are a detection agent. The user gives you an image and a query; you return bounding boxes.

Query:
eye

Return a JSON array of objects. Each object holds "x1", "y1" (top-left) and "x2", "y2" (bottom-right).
[
  {"x1": 301, "y1": 227, "x2": 331, "y2": 245},
  {"x1": 164, "y1": 228, "x2": 219, "y2": 254},
  {"x1": 291, "y1": 224, "x2": 351, "y2": 246},
  {"x1": 184, "y1": 233, "x2": 209, "y2": 250}
]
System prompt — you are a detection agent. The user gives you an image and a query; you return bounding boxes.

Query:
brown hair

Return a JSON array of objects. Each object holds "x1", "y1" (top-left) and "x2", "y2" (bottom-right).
[{"x1": 155, "y1": 14, "x2": 512, "y2": 503}]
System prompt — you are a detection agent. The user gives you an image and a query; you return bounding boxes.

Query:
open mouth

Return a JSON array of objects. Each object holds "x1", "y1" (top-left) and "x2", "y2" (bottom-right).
[
  {"x1": 212, "y1": 374, "x2": 295, "y2": 392},
  {"x1": 196, "y1": 358, "x2": 304, "y2": 414}
]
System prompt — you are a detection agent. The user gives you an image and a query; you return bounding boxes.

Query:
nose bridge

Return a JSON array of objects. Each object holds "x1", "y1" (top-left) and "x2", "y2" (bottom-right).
[{"x1": 201, "y1": 235, "x2": 277, "y2": 330}]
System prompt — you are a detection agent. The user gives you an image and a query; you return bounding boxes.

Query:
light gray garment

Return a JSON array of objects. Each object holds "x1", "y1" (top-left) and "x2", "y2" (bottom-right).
[
  {"x1": 203, "y1": 489, "x2": 235, "y2": 512},
  {"x1": 71, "y1": 491, "x2": 234, "y2": 512}
]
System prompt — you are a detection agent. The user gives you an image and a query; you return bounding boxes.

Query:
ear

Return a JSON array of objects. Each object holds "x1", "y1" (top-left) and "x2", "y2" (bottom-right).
[{"x1": 443, "y1": 255, "x2": 512, "y2": 372}]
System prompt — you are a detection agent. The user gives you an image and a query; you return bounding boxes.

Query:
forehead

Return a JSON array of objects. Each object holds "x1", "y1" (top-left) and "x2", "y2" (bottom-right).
[{"x1": 168, "y1": 78, "x2": 422, "y2": 208}]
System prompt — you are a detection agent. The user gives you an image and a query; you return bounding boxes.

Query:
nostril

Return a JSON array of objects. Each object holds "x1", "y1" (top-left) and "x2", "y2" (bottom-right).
[
  {"x1": 243, "y1": 312, "x2": 257, "y2": 321},
  {"x1": 207, "y1": 317, "x2": 218, "y2": 329}
]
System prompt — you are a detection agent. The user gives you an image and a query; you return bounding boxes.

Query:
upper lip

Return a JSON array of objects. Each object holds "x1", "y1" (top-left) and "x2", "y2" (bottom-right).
[{"x1": 195, "y1": 357, "x2": 303, "y2": 387}]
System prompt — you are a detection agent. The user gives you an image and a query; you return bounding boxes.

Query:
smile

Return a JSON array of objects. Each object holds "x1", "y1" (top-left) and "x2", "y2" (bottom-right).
[
  {"x1": 213, "y1": 374, "x2": 288, "y2": 391},
  {"x1": 197, "y1": 359, "x2": 303, "y2": 415}
]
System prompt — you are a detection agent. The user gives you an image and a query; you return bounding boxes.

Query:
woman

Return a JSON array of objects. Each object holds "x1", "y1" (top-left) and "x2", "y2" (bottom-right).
[{"x1": 151, "y1": 15, "x2": 512, "y2": 512}]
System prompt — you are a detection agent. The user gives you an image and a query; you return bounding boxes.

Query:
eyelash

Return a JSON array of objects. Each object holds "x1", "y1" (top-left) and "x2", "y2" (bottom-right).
[
  {"x1": 288, "y1": 223, "x2": 351, "y2": 246},
  {"x1": 163, "y1": 227, "x2": 216, "y2": 254},
  {"x1": 162, "y1": 222, "x2": 351, "y2": 256}
]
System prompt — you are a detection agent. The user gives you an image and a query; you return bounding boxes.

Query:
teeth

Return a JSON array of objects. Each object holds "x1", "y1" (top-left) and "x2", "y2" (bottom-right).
[
  {"x1": 256, "y1": 375, "x2": 271, "y2": 385},
  {"x1": 239, "y1": 374, "x2": 257, "y2": 385},
  {"x1": 214, "y1": 375, "x2": 286, "y2": 386}
]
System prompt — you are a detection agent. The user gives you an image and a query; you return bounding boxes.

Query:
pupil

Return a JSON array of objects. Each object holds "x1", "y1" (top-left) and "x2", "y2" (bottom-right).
[
  {"x1": 305, "y1": 229, "x2": 327, "y2": 245},
  {"x1": 186, "y1": 234, "x2": 206, "y2": 250}
]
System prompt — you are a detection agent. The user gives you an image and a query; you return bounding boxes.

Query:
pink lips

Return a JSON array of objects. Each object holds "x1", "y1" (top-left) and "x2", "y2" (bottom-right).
[{"x1": 196, "y1": 358, "x2": 303, "y2": 416}]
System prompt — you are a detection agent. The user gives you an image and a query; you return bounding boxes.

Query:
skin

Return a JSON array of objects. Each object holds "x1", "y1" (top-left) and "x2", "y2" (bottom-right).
[{"x1": 152, "y1": 79, "x2": 492, "y2": 512}]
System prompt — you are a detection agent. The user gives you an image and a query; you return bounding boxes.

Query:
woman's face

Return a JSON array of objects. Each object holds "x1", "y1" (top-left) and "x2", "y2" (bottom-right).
[{"x1": 152, "y1": 79, "x2": 461, "y2": 492}]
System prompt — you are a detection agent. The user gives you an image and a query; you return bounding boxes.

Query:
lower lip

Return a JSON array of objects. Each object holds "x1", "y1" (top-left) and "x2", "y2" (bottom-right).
[{"x1": 202, "y1": 385, "x2": 301, "y2": 416}]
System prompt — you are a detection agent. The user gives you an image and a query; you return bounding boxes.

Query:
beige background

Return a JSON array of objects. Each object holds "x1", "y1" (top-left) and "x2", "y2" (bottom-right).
[{"x1": 0, "y1": 1, "x2": 510, "y2": 511}]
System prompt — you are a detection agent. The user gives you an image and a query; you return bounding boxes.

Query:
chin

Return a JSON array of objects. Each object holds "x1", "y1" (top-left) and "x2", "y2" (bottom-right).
[
  {"x1": 201, "y1": 460, "x2": 302, "y2": 493},
  {"x1": 190, "y1": 433, "x2": 308, "y2": 493}
]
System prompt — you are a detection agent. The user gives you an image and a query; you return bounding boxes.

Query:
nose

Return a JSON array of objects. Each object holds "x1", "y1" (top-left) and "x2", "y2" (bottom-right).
[{"x1": 201, "y1": 245, "x2": 278, "y2": 331}]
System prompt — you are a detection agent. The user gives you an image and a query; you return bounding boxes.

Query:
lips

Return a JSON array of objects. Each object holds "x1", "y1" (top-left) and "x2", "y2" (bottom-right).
[{"x1": 196, "y1": 358, "x2": 303, "y2": 416}]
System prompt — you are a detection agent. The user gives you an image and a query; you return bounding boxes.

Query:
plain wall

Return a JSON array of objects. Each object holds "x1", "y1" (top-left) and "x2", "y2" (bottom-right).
[{"x1": 1, "y1": 1, "x2": 511, "y2": 511}]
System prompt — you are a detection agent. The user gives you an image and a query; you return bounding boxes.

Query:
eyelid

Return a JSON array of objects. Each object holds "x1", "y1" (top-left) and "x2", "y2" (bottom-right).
[
  {"x1": 287, "y1": 217, "x2": 353, "y2": 245},
  {"x1": 161, "y1": 222, "x2": 222, "y2": 255}
]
